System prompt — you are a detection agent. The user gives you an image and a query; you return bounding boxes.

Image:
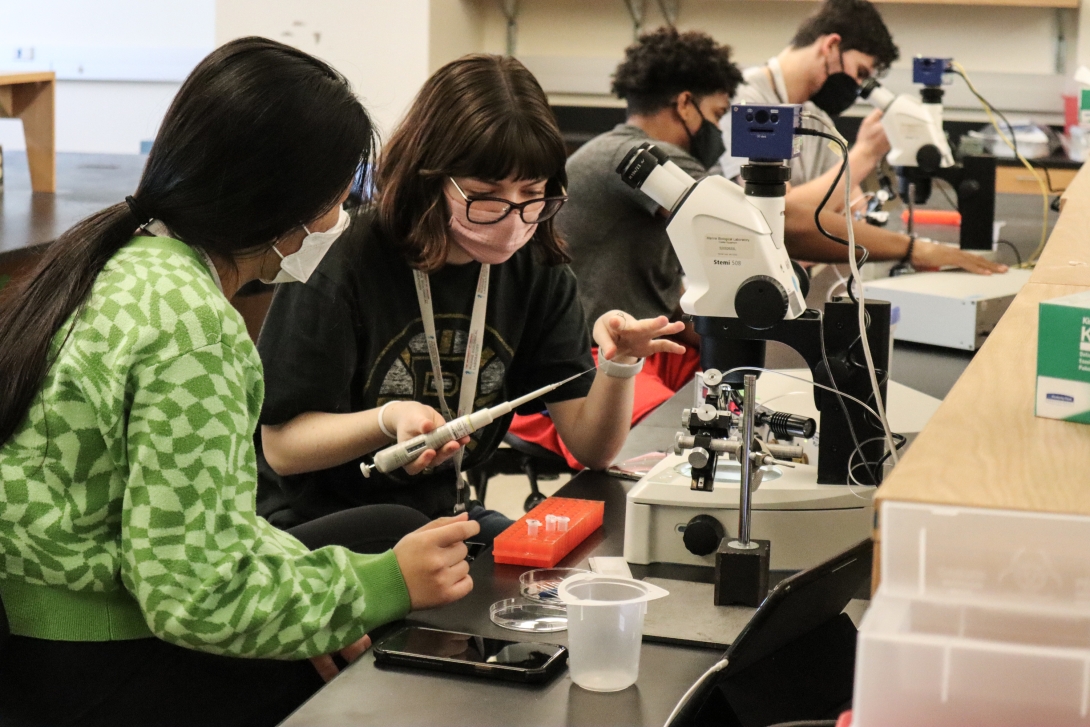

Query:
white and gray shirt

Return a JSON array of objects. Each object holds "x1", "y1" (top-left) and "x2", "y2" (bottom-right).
[{"x1": 719, "y1": 57, "x2": 843, "y2": 186}]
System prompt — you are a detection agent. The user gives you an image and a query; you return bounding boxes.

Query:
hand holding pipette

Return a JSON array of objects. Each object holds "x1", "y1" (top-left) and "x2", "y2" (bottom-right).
[{"x1": 361, "y1": 369, "x2": 595, "y2": 477}]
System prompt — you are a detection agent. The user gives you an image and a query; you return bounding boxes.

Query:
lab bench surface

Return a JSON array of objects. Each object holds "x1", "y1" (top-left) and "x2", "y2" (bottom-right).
[
  {"x1": 279, "y1": 471, "x2": 724, "y2": 727},
  {"x1": 875, "y1": 163, "x2": 1090, "y2": 551},
  {"x1": 281, "y1": 343, "x2": 963, "y2": 727}
]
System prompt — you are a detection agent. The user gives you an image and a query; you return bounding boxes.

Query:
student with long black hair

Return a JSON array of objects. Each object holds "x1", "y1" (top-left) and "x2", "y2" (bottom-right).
[
  {"x1": 257, "y1": 54, "x2": 684, "y2": 540},
  {"x1": 0, "y1": 37, "x2": 476, "y2": 727}
]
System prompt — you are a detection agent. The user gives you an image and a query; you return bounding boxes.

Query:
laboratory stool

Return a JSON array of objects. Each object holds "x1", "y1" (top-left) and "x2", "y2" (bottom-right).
[{"x1": 469, "y1": 434, "x2": 574, "y2": 513}]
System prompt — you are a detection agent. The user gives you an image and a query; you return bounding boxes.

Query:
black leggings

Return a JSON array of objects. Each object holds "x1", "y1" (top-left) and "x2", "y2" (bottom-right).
[{"x1": 0, "y1": 504, "x2": 427, "y2": 727}]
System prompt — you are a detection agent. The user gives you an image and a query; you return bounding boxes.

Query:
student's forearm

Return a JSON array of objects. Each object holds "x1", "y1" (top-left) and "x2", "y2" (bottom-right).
[
  {"x1": 784, "y1": 145, "x2": 881, "y2": 213},
  {"x1": 784, "y1": 200, "x2": 910, "y2": 263},
  {"x1": 549, "y1": 370, "x2": 635, "y2": 470},
  {"x1": 262, "y1": 409, "x2": 392, "y2": 476}
]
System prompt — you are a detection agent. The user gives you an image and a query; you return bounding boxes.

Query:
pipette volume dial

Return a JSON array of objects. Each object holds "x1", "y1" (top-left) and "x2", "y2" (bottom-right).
[
  {"x1": 359, "y1": 369, "x2": 592, "y2": 478},
  {"x1": 362, "y1": 408, "x2": 495, "y2": 477}
]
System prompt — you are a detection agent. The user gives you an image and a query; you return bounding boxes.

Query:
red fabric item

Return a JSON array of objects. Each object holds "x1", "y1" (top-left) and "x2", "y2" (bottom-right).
[{"x1": 507, "y1": 347, "x2": 702, "y2": 469}]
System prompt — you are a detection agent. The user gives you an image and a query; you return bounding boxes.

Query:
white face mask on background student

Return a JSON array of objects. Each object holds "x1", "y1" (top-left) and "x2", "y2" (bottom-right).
[{"x1": 263, "y1": 207, "x2": 351, "y2": 284}]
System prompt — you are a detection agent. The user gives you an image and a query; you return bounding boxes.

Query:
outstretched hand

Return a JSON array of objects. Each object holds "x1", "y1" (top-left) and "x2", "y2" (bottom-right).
[
  {"x1": 912, "y1": 240, "x2": 1008, "y2": 275},
  {"x1": 592, "y1": 311, "x2": 686, "y2": 364}
]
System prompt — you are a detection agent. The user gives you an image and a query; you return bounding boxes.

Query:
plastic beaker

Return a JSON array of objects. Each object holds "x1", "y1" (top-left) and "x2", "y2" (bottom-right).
[{"x1": 558, "y1": 574, "x2": 668, "y2": 692}]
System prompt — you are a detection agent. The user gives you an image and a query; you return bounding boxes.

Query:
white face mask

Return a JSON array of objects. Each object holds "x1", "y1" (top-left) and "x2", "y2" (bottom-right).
[{"x1": 263, "y1": 207, "x2": 351, "y2": 284}]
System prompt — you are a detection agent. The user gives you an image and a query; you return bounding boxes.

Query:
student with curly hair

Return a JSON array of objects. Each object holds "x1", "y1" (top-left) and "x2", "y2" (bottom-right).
[{"x1": 508, "y1": 28, "x2": 736, "y2": 463}]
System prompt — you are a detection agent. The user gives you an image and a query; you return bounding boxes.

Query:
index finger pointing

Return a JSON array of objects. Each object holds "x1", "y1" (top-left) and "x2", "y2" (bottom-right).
[{"x1": 425, "y1": 519, "x2": 481, "y2": 548}]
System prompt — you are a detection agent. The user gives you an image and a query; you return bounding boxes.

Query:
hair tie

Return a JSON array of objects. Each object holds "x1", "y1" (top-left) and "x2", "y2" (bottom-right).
[{"x1": 125, "y1": 195, "x2": 152, "y2": 226}]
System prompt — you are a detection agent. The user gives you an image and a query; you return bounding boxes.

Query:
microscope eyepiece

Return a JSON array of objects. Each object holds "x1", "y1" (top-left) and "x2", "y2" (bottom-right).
[
  {"x1": 617, "y1": 149, "x2": 661, "y2": 190},
  {"x1": 616, "y1": 144, "x2": 695, "y2": 212}
]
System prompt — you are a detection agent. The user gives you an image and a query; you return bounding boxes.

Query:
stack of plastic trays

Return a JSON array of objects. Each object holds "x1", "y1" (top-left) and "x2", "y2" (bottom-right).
[{"x1": 493, "y1": 497, "x2": 605, "y2": 567}]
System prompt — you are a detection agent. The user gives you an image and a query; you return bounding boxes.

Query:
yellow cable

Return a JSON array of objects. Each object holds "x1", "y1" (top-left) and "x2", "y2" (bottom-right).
[{"x1": 952, "y1": 61, "x2": 1049, "y2": 268}]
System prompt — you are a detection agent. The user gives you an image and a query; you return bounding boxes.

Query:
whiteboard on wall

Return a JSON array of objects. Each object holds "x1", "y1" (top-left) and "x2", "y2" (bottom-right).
[{"x1": 0, "y1": 0, "x2": 215, "y2": 82}]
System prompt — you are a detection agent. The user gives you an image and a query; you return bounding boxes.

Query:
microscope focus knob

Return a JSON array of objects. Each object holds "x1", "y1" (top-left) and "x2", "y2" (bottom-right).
[
  {"x1": 916, "y1": 144, "x2": 942, "y2": 175},
  {"x1": 735, "y1": 276, "x2": 789, "y2": 330},
  {"x1": 688, "y1": 447, "x2": 711, "y2": 469},
  {"x1": 683, "y1": 515, "x2": 726, "y2": 557}
]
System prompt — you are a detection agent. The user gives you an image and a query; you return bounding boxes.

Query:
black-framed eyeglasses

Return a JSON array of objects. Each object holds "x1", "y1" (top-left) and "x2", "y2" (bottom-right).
[{"x1": 449, "y1": 178, "x2": 568, "y2": 225}]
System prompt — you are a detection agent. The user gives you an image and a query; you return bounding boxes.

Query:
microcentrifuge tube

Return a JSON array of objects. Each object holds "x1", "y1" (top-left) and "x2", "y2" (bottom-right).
[
  {"x1": 545, "y1": 514, "x2": 558, "y2": 533},
  {"x1": 558, "y1": 516, "x2": 570, "y2": 533},
  {"x1": 527, "y1": 519, "x2": 541, "y2": 537}
]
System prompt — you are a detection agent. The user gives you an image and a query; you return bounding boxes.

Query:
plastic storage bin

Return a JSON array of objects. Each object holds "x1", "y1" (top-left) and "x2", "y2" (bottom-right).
[{"x1": 853, "y1": 501, "x2": 1090, "y2": 727}]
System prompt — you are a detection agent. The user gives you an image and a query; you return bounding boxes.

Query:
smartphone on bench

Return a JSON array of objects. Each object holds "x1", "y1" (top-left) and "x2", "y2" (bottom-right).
[{"x1": 373, "y1": 626, "x2": 567, "y2": 684}]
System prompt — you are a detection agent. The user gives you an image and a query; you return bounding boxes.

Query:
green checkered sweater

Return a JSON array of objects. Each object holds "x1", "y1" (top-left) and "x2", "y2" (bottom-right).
[{"x1": 0, "y1": 236, "x2": 410, "y2": 659}]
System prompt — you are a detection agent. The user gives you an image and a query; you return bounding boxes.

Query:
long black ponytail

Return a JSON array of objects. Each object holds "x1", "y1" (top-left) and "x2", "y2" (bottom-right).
[{"x1": 0, "y1": 37, "x2": 373, "y2": 445}]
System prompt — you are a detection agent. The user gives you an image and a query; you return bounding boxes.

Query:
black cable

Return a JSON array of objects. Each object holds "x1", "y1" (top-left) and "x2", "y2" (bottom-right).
[
  {"x1": 1029, "y1": 162, "x2": 1067, "y2": 194},
  {"x1": 952, "y1": 68, "x2": 1020, "y2": 162},
  {"x1": 950, "y1": 70, "x2": 1067, "y2": 196},
  {"x1": 795, "y1": 128, "x2": 872, "y2": 303},
  {"x1": 934, "y1": 177, "x2": 958, "y2": 210},
  {"x1": 996, "y1": 239, "x2": 1023, "y2": 266},
  {"x1": 795, "y1": 128, "x2": 852, "y2": 250},
  {"x1": 818, "y1": 320, "x2": 878, "y2": 484},
  {"x1": 786, "y1": 127, "x2": 895, "y2": 482}
]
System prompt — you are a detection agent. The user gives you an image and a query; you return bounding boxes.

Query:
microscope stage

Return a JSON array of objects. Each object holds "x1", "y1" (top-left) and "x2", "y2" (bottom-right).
[
  {"x1": 624, "y1": 453, "x2": 875, "y2": 571},
  {"x1": 630, "y1": 453, "x2": 873, "y2": 511}
]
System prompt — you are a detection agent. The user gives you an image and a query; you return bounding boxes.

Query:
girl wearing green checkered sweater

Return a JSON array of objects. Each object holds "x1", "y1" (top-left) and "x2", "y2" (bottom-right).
[{"x1": 0, "y1": 38, "x2": 477, "y2": 727}]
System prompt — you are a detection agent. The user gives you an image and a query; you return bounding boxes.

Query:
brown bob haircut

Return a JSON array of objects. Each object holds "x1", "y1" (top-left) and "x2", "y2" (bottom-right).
[{"x1": 376, "y1": 54, "x2": 570, "y2": 272}]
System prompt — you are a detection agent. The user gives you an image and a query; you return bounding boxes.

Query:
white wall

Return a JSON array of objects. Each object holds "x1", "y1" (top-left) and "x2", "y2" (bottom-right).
[
  {"x1": 429, "y1": 0, "x2": 486, "y2": 73},
  {"x1": 0, "y1": 0, "x2": 1084, "y2": 154},
  {"x1": 216, "y1": 0, "x2": 432, "y2": 140},
  {"x1": 478, "y1": 0, "x2": 1078, "y2": 120},
  {"x1": 0, "y1": 0, "x2": 212, "y2": 154}
]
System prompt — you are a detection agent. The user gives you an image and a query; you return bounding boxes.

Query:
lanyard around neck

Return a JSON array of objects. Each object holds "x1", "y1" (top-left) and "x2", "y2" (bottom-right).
[
  {"x1": 412, "y1": 264, "x2": 490, "y2": 422},
  {"x1": 412, "y1": 263, "x2": 490, "y2": 513},
  {"x1": 766, "y1": 57, "x2": 790, "y2": 106}
]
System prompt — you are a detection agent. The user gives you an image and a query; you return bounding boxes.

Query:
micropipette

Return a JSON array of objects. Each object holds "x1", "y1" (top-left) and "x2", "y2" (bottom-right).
[{"x1": 360, "y1": 368, "x2": 594, "y2": 477}]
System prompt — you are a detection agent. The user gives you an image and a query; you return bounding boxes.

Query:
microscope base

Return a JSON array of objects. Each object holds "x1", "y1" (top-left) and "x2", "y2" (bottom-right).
[{"x1": 623, "y1": 454, "x2": 874, "y2": 571}]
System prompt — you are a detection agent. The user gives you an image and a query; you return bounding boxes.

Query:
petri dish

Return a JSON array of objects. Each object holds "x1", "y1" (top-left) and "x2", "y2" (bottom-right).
[
  {"x1": 490, "y1": 598, "x2": 569, "y2": 632},
  {"x1": 519, "y1": 568, "x2": 589, "y2": 604}
]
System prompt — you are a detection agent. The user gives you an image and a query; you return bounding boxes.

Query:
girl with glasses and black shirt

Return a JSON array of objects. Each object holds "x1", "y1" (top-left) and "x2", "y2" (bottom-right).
[{"x1": 257, "y1": 54, "x2": 684, "y2": 541}]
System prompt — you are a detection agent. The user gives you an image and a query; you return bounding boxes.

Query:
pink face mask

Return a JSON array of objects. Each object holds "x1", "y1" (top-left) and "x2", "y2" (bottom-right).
[{"x1": 444, "y1": 186, "x2": 537, "y2": 265}]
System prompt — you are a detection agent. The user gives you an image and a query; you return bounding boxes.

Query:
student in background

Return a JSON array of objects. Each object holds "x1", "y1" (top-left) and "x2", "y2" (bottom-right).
[
  {"x1": 507, "y1": 28, "x2": 739, "y2": 465},
  {"x1": 541, "y1": 25, "x2": 1006, "y2": 468},
  {"x1": 257, "y1": 54, "x2": 682, "y2": 542},
  {"x1": 0, "y1": 38, "x2": 476, "y2": 727},
  {"x1": 720, "y1": 0, "x2": 899, "y2": 212}
]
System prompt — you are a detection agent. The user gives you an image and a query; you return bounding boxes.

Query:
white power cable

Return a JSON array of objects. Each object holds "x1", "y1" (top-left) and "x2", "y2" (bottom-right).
[{"x1": 839, "y1": 146, "x2": 900, "y2": 466}]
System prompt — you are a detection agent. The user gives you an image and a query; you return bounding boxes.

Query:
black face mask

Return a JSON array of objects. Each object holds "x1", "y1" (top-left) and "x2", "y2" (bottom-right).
[
  {"x1": 810, "y1": 54, "x2": 861, "y2": 117},
  {"x1": 682, "y1": 99, "x2": 726, "y2": 169}
]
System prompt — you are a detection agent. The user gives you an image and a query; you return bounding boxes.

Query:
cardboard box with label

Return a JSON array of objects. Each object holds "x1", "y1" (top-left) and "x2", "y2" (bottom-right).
[{"x1": 1036, "y1": 290, "x2": 1090, "y2": 423}]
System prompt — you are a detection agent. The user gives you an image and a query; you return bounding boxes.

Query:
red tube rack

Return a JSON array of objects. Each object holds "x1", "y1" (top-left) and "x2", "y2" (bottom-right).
[{"x1": 492, "y1": 497, "x2": 605, "y2": 567}]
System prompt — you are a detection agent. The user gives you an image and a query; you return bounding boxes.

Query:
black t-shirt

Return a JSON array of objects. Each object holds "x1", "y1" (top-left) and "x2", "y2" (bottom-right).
[{"x1": 256, "y1": 208, "x2": 594, "y2": 526}]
